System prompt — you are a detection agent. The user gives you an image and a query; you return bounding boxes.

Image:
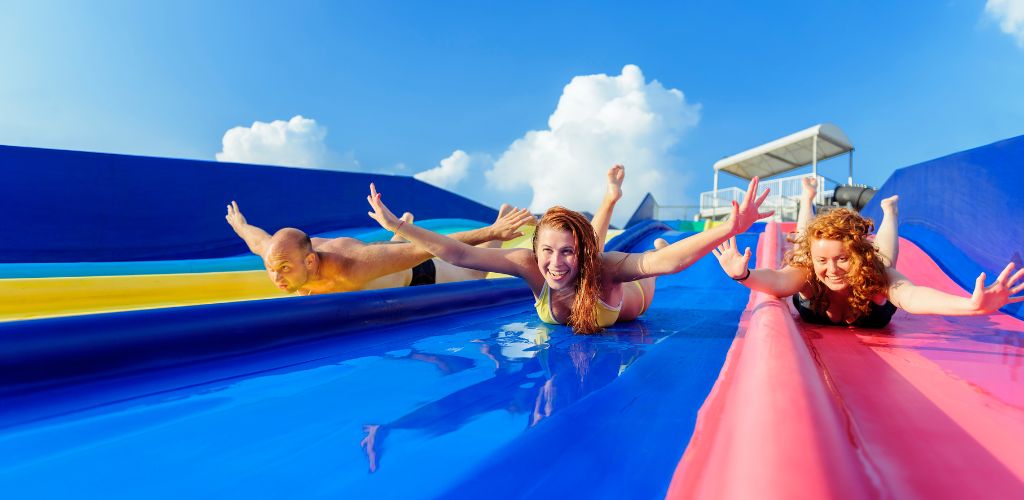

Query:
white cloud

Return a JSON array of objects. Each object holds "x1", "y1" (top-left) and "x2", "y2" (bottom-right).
[
  {"x1": 987, "y1": 0, "x2": 1024, "y2": 46},
  {"x1": 216, "y1": 115, "x2": 341, "y2": 169},
  {"x1": 414, "y1": 150, "x2": 472, "y2": 188},
  {"x1": 482, "y1": 64, "x2": 700, "y2": 224}
]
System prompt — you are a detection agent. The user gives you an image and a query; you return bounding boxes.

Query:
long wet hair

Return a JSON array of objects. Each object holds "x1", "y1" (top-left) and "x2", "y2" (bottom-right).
[
  {"x1": 532, "y1": 206, "x2": 604, "y2": 334},
  {"x1": 785, "y1": 208, "x2": 889, "y2": 322}
]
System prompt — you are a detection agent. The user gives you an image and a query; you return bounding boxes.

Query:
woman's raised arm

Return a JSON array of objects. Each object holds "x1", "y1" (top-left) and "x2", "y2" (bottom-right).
[{"x1": 605, "y1": 177, "x2": 775, "y2": 282}]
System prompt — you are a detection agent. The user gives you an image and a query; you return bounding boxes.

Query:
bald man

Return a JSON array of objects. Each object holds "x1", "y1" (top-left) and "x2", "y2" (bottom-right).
[{"x1": 225, "y1": 201, "x2": 534, "y2": 295}]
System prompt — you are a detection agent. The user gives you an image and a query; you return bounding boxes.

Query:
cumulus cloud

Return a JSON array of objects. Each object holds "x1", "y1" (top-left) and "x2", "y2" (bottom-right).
[
  {"x1": 414, "y1": 150, "x2": 472, "y2": 188},
  {"x1": 216, "y1": 115, "x2": 340, "y2": 169},
  {"x1": 483, "y1": 64, "x2": 700, "y2": 224},
  {"x1": 987, "y1": 0, "x2": 1024, "y2": 46}
]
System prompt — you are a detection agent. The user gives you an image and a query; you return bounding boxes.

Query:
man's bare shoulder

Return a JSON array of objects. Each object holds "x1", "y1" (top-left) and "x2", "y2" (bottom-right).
[{"x1": 312, "y1": 236, "x2": 365, "y2": 253}]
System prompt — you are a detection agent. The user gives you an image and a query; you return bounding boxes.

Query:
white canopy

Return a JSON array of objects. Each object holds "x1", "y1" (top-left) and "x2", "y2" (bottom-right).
[{"x1": 713, "y1": 123, "x2": 854, "y2": 181}]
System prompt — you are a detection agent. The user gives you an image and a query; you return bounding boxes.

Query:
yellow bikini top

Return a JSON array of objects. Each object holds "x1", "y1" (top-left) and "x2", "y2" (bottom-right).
[{"x1": 534, "y1": 283, "x2": 621, "y2": 328}]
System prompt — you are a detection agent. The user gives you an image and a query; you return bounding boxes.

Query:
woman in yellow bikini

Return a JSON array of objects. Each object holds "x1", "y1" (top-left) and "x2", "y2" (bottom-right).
[{"x1": 367, "y1": 166, "x2": 773, "y2": 334}]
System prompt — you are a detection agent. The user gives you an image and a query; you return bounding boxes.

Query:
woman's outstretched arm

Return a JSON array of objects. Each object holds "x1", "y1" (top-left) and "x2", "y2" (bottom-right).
[
  {"x1": 886, "y1": 263, "x2": 1024, "y2": 315},
  {"x1": 711, "y1": 236, "x2": 809, "y2": 297},
  {"x1": 366, "y1": 183, "x2": 536, "y2": 278},
  {"x1": 712, "y1": 235, "x2": 806, "y2": 297},
  {"x1": 605, "y1": 177, "x2": 775, "y2": 282}
]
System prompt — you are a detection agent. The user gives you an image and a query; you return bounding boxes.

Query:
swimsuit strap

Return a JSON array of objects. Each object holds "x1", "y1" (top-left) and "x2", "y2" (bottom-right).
[{"x1": 534, "y1": 283, "x2": 559, "y2": 324}]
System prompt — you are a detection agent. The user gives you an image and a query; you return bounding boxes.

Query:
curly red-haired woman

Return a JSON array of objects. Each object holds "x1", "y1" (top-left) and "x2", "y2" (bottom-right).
[
  {"x1": 367, "y1": 165, "x2": 774, "y2": 334},
  {"x1": 714, "y1": 177, "x2": 1024, "y2": 327}
]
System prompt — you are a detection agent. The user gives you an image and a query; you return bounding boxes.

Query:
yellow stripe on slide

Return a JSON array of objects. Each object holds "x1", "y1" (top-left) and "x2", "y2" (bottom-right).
[
  {"x1": 0, "y1": 271, "x2": 287, "y2": 322},
  {"x1": 4, "y1": 227, "x2": 627, "y2": 323},
  {"x1": 703, "y1": 220, "x2": 727, "y2": 231}
]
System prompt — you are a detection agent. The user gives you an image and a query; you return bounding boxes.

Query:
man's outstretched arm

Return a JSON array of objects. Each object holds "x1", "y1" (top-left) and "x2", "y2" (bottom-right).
[
  {"x1": 445, "y1": 206, "x2": 535, "y2": 247},
  {"x1": 226, "y1": 201, "x2": 271, "y2": 256}
]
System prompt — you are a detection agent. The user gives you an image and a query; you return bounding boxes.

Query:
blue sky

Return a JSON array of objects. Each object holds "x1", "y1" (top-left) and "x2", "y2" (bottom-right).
[{"x1": 2, "y1": 1, "x2": 1022, "y2": 220}]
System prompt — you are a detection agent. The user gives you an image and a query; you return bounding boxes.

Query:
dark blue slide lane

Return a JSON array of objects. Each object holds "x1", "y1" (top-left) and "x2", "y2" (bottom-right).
[
  {"x1": 0, "y1": 230, "x2": 758, "y2": 499},
  {"x1": 861, "y1": 134, "x2": 1024, "y2": 319},
  {"x1": 442, "y1": 233, "x2": 757, "y2": 499},
  {"x1": 0, "y1": 145, "x2": 497, "y2": 262}
]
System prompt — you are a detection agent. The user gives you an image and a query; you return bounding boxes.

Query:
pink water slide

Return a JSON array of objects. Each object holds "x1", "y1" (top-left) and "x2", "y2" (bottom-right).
[{"x1": 667, "y1": 221, "x2": 1024, "y2": 499}]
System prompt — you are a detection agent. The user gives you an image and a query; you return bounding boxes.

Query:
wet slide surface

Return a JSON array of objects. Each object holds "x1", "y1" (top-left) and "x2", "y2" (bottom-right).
[
  {"x1": 799, "y1": 237, "x2": 1024, "y2": 497},
  {"x1": 0, "y1": 228, "x2": 760, "y2": 498}
]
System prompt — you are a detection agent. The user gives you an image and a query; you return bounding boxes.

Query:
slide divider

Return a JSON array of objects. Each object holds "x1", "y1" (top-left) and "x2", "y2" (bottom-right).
[{"x1": 665, "y1": 221, "x2": 877, "y2": 499}]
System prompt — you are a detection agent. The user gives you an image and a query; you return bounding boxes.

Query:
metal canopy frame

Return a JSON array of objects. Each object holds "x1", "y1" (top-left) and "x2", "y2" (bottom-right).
[{"x1": 711, "y1": 123, "x2": 855, "y2": 199}]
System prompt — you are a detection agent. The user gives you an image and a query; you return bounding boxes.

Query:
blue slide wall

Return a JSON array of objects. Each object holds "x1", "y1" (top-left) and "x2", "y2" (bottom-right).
[
  {"x1": 0, "y1": 145, "x2": 497, "y2": 262},
  {"x1": 861, "y1": 134, "x2": 1024, "y2": 318}
]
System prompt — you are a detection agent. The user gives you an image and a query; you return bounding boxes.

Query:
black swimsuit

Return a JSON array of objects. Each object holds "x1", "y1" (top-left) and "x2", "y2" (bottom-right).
[
  {"x1": 792, "y1": 294, "x2": 897, "y2": 328},
  {"x1": 409, "y1": 260, "x2": 437, "y2": 286}
]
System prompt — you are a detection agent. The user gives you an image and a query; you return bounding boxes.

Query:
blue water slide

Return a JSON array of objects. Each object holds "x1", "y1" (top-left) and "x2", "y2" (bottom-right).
[
  {"x1": 0, "y1": 222, "x2": 760, "y2": 498},
  {"x1": 0, "y1": 145, "x2": 497, "y2": 262},
  {"x1": 0, "y1": 219, "x2": 487, "y2": 278},
  {"x1": 861, "y1": 134, "x2": 1024, "y2": 318}
]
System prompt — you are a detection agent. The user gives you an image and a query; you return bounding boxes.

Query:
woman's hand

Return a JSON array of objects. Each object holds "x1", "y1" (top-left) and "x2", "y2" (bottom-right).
[
  {"x1": 366, "y1": 183, "x2": 403, "y2": 232},
  {"x1": 712, "y1": 236, "x2": 751, "y2": 279},
  {"x1": 727, "y1": 176, "x2": 775, "y2": 235},
  {"x1": 968, "y1": 262, "x2": 1024, "y2": 313}
]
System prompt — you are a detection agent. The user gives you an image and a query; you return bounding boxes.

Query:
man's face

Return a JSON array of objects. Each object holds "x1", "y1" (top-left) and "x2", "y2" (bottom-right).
[{"x1": 264, "y1": 244, "x2": 311, "y2": 293}]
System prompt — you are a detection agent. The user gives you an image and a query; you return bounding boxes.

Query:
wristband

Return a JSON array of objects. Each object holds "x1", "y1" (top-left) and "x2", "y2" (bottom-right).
[
  {"x1": 733, "y1": 268, "x2": 751, "y2": 282},
  {"x1": 394, "y1": 219, "x2": 406, "y2": 233}
]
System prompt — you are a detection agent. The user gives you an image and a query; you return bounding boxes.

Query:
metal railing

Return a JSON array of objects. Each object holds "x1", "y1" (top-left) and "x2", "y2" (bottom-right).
[{"x1": 698, "y1": 173, "x2": 842, "y2": 221}]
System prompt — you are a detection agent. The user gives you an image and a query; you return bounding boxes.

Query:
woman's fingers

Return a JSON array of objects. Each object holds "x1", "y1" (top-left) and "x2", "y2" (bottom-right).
[
  {"x1": 744, "y1": 177, "x2": 760, "y2": 207},
  {"x1": 755, "y1": 187, "x2": 770, "y2": 207},
  {"x1": 1007, "y1": 267, "x2": 1024, "y2": 288},
  {"x1": 996, "y1": 262, "x2": 1015, "y2": 285}
]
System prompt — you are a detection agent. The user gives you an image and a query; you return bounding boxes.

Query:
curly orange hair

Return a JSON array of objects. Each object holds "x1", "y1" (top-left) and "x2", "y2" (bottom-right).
[
  {"x1": 532, "y1": 207, "x2": 604, "y2": 334},
  {"x1": 785, "y1": 208, "x2": 889, "y2": 322}
]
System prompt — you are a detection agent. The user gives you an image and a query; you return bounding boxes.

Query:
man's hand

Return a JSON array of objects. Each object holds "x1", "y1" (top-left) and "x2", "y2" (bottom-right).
[
  {"x1": 968, "y1": 262, "x2": 1024, "y2": 314},
  {"x1": 606, "y1": 164, "x2": 625, "y2": 202},
  {"x1": 225, "y1": 201, "x2": 247, "y2": 233},
  {"x1": 490, "y1": 206, "x2": 536, "y2": 241},
  {"x1": 727, "y1": 176, "x2": 775, "y2": 235},
  {"x1": 366, "y1": 183, "x2": 404, "y2": 232}
]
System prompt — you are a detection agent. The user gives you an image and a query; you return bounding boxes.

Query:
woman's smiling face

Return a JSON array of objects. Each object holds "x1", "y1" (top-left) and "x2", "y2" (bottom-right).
[
  {"x1": 810, "y1": 238, "x2": 852, "y2": 292},
  {"x1": 535, "y1": 227, "x2": 579, "y2": 290}
]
